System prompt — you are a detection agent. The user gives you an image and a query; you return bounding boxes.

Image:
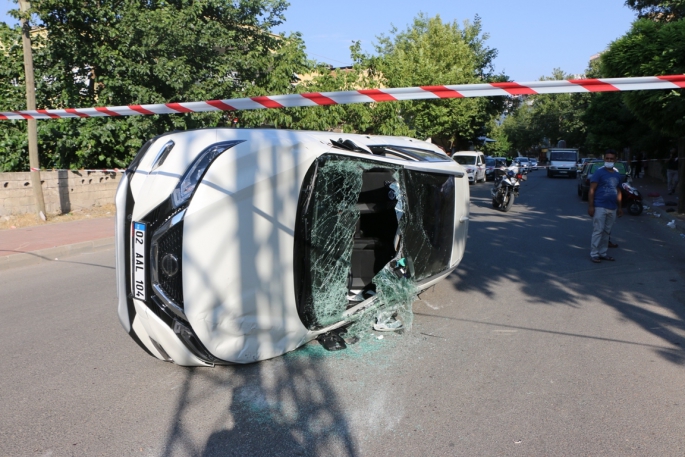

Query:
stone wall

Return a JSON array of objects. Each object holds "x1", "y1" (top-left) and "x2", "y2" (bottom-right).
[{"x1": 0, "y1": 170, "x2": 122, "y2": 216}]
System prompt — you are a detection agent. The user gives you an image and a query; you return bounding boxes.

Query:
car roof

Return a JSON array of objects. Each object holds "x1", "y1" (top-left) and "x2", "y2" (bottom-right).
[{"x1": 453, "y1": 151, "x2": 482, "y2": 156}]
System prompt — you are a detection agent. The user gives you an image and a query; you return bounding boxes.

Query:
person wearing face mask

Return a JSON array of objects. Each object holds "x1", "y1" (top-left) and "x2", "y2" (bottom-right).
[{"x1": 588, "y1": 150, "x2": 623, "y2": 263}]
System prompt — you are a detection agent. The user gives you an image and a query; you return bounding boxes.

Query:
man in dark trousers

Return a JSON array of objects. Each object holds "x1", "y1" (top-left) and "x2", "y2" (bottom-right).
[{"x1": 588, "y1": 149, "x2": 623, "y2": 263}]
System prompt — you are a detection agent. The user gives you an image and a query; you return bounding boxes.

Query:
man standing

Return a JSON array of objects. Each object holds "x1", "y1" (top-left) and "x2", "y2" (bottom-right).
[
  {"x1": 667, "y1": 149, "x2": 679, "y2": 195},
  {"x1": 588, "y1": 150, "x2": 623, "y2": 263}
]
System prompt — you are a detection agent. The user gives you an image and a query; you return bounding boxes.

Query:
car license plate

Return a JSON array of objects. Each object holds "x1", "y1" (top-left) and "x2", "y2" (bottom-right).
[
  {"x1": 559, "y1": 171, "x2": 567, "y2": 174},
  {"x1": 132, "y1": 222, "x2": 147, "y2": 301}
]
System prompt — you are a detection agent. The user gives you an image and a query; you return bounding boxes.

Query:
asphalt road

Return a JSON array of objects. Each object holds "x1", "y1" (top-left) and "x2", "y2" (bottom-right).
[{"x1": 2, "y1": 171, "x2": 685, "y2": 456}]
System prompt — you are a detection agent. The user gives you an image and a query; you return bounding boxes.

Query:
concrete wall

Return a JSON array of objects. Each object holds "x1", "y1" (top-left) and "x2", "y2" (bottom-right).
[{"x1": 0, "y1": 170, "x2": 122, "y2": 216}]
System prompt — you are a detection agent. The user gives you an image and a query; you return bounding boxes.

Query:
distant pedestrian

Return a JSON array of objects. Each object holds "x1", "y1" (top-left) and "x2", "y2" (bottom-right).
[
  {"x1": 588, "y1": 150, "x2": 623, "y2": 263},
  {"x1": 667, "y1": 149, "x2": 679, "y2": 195}
]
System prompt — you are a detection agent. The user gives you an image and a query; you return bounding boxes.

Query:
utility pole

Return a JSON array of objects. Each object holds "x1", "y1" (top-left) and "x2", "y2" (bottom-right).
[{"x1": 18, "y1": 0, "x2": 46, "y2": 221}]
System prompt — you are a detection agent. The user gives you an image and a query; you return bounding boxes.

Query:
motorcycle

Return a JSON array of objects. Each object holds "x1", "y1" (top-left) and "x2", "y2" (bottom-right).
[
  {"x1": 621, "y1": 182, "x2": 643, "y2": 215},
  {"x1": 491, "y1": 166, "x2": 525, "y2": 212}
]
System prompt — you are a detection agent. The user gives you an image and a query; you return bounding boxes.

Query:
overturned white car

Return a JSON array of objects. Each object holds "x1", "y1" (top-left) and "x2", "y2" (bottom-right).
[{"x1": 115, "y1": 129, "x2": 469, "y2": 366}]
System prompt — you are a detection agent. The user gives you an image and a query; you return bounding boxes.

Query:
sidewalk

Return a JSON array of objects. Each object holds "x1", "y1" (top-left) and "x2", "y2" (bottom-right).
[
  {"x1": 629, "y1": 174, "x2": 684, "y2": 233},
  {"x1": 0, "y1": 217, "x2": 114, "y2": 271}
]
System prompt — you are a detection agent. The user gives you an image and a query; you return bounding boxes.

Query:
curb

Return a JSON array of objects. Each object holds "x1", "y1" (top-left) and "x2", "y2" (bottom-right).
[{"x1": 0, "y1": 237, "x2": 114, "y2": 271}]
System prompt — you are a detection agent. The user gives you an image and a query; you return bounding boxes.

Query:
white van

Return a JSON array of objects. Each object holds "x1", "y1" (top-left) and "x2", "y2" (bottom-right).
[{"x1": 452, "y1": 151, "x2": 486, "y2": 184}]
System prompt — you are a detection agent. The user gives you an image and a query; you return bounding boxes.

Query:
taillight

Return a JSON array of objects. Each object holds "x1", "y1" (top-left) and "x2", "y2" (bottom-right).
[{"x1": 516, "y1": 174, "x2": 523, "y2": 179}]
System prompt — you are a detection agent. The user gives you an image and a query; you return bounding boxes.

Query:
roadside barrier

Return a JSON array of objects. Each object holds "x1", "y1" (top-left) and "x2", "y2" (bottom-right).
[{"x1": 1, "y1": 75, "x2": 684, "y2": 121}]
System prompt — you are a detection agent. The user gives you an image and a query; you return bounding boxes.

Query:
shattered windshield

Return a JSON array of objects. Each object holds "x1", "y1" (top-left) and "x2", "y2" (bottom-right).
[
  {"x1": 294, "y1": 154, "x2": 456, "y2": 338},
  {"x1": 453, "y1": 156, "x2": 476, "y2": 165}
]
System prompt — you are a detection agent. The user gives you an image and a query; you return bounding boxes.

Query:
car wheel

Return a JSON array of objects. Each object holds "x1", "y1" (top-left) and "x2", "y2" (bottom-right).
[
  {"x1": 581, "y1": 190, "x2": 588, "y2": 201},
  {"x1": 547, "y1": 170, "x2": 552, "y2": 178},
  {"x1": 577, "y1": 185, "x2": 581, "y2": 197}
]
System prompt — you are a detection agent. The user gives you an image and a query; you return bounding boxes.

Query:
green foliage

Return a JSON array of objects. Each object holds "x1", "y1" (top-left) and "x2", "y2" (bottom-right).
[
  {"x1": 480, "y1": 120, "x2": 512, "y2": 156},
  {"x1": 500, "y1": 69, "x2": 590, "y2": 154},
  {"x1": 0, "y1": 0, "x2": 304, "y2": 170},
  {"x1": 625, "y1": 0, "x2": 685, "y2": 21},
  {"x1": 582, "y1": 91, "x2": 671, "y2": 155},
  {"x1": 242, "y1": 14, "x2": 508, "y2": 149},
  {"x1": 0, "y1": 9, "x2": 507, "y2": 169},
  {"x1": 0, "y1": 23, "x2": 30, "y2": 171},
  {"x1": 359, "y1": 14, "x2": 507, "y2": 149},
  {"x1": 602, "y1": 18, "x2": 685, "y2": 139}
]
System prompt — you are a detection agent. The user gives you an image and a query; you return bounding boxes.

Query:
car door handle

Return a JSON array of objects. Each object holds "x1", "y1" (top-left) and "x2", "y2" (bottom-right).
[{"x1": 459, "y1": 216, "x2": 469, "y2": 223}]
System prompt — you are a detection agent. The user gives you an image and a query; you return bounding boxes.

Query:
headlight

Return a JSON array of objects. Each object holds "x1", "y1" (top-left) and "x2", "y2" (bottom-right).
[
  {"x1": 571, "y1": 166, "x2": 577, "y2": 171},
  {"x1": 172, "y1": 140, "x2": 244, "y2": 208},
  {"x1": 550, "y1": 166, "x2": 557, "y2": 170}
]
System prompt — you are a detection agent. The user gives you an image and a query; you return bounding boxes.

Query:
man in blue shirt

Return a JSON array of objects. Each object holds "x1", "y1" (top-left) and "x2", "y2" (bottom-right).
[{"x1": 588, "y1": 150, "x2": 623, "y2": 263}]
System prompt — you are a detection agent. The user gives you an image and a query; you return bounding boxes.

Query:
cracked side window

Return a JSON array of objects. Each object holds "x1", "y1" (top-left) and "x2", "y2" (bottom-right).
[{"x1": 294, "y1": 154, "x2": 455, "y2": 337}]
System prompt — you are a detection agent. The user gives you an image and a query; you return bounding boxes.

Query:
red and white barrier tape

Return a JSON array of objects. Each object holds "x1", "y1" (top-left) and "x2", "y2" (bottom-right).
[
  {"x1": 2, "y1": 75, "x2": 684, "y2": 121},
  {"x1": 30, "y1": 167, "x2": 124, "y2": 173}
]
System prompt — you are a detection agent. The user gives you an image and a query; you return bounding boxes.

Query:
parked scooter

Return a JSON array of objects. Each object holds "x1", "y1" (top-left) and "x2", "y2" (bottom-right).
[
  {"x1": 491, "y1": 165, "x2": 525, "y2": 212},
  {"x1": 621, "y1": 182, "x2": 643, "y2": 215}
]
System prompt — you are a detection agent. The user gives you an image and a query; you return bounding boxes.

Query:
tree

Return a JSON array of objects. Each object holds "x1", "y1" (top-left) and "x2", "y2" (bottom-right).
[
  {"x1": 582, "y1": 91, "x2": 671, "y2": 156},
  {"x1": 625, "y1": 0, "x2": 685, "y2": 21},
  {"x1": 0, "y1": 23, "x2": 31, "y2": 171},
  {"x1": 1, "y1": 0, "x2": 306, "y2": 170},
  {"x1": 602, "y1": 18, "x2": 685, "y2": 212},
  {"x1": 238, "y1": 14, "x2": 509, "y2": 150},
  {"x1": 359, "y1": 14, "x2": 507, "y2": 150},
  {"x1": 480, "y1": 120, "x2": 512, "y2": 157},
  {"x1": 500, "y1": 69, "x2": 590, "y2": 157}
]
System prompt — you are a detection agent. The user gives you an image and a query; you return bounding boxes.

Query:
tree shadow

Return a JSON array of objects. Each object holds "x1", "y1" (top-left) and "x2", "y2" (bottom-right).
[
  {"x1": 157, "y1": 352, "x2": 356, "y2": 457},
  {"x1": 446, "y1": 173, "x2": 685, "y2": 365},
  {"x1": 158, "y1": 130, "x2": 357, "y2": 456}
]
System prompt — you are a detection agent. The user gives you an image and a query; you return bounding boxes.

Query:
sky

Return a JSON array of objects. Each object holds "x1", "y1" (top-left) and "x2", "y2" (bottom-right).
[{"x1": 0, "y1": 0, "x2": 638, "y2": 82}]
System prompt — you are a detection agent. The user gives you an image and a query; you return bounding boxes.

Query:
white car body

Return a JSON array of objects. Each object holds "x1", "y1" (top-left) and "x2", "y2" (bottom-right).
[
  {"x1": 115, "y1": 129, "x2": 470, "y2": 366},
  {"x1": 452, "y1": 151, "x2": 486, "y2": 183}
]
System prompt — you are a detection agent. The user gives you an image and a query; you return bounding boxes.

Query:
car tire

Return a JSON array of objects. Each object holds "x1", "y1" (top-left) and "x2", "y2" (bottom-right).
[
  {"x1": 577, "y1": 186, "x2": 581, "y2": 197},
  {"x1": 581, "y1": 190, "x2": 588, "y2": 201},
  {"x1": 547, "y1": 170, "x2": 552, "y2": 178}
]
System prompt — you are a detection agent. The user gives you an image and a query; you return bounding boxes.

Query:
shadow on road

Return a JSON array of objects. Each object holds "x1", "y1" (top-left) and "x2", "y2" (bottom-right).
[
  {"x1": 158, "y1": 131, "x2": 357, "y2": 456},
  {"x1": 447, "y1": 172, "x2": 685, "y2": 365},
  {"x1": 158, "y1": 355, "x2": 356, "y2": 457}
]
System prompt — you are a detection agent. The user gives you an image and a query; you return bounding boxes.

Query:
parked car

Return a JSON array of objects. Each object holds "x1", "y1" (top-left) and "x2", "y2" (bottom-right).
[
  {"x1": 453, "y1": 151, "x2": 486, "y2": 184},
  {"x1": 513, "y1": 157, "x2": 530, "y2": 173},
  {"x1": 115, "y1": 128, "x2": 471, "y2": 366},
  {"x1": 578, "y1": 157, "x2": 593, "y2": 169},
  {"x1": 530, "y1": 159, "x2": 538, "y2": 170},
  {"x1": 485, "y1": 156, "x2": 507, "y2": 181},
  {"x1": 577, "y1": 161, "x2": 631, "y2": 201}
]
